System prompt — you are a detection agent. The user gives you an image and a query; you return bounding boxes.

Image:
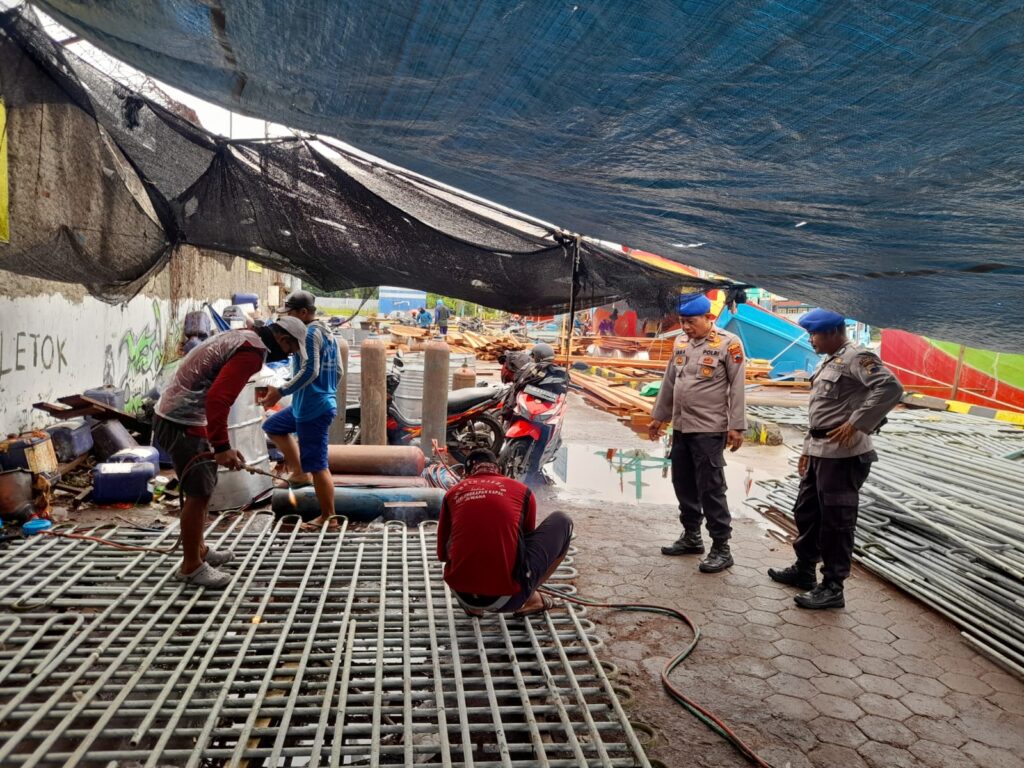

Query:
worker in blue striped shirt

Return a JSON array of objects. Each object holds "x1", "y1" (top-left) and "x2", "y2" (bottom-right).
[{"x1": 261, "y1": 290, "x2": 341, "y2": 531}]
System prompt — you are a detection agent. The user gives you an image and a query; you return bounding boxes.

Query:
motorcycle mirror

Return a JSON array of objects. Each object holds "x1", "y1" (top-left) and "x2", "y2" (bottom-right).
[{"x1": 392, "y1": 356, "x2": 405, "y2": 368}]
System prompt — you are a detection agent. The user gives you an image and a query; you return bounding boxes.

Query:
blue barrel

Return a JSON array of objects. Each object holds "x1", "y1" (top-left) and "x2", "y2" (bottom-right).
[
  {"x1": 109, "y1": 446, "x2": 161, "y2": 465},
  {"x1": 90, "y1": 420, "x2": 138, "y2": 461},
  {"x1": 45, "y1": 421, "x2": 94, "y2": 463},
  {"x1": 0, "y1": 434, "x2": 58, "y2": 474},
  {"x1": 183, "y1": 309, "x2": 213, "y2": 337},
  {"x1": 232, "y1": 292, "x2": 260, "y2": 309},
  {"x1": 83, "y1": 385, "x2": 126, "y2": 412},
  {"x1": 92, "y1": 462, "x2": 156, "y2": 504}
]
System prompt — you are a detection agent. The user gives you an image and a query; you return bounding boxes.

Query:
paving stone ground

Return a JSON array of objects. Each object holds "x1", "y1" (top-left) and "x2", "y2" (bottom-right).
[{"x1": 539, "y1": 395, "x2": 1024, "y2": 768}]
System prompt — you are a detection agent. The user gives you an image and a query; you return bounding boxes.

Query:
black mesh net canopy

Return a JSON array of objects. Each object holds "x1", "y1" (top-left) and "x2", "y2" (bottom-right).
[{"x1": 0, "y1": 8, "x2": 718, "y2": 312}]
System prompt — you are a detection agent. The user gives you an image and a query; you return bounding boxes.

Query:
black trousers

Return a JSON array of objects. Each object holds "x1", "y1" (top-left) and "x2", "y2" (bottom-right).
[
  {"x1": 792, "y1": 454, "x2": 873, "y2": 584},
  {"x1": 670, "y1": 431, "x2": 732, "y2": 542}
]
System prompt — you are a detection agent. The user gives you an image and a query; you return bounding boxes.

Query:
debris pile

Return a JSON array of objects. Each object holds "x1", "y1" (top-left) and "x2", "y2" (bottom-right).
[{"x1": 749, "y1": 406, "x2": 1024, "y2": 677}]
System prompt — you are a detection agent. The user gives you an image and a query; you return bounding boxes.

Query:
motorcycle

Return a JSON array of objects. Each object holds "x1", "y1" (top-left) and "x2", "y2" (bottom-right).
[
  {"x1": 498, "y1": 363, "x2": 570, "y2": 482},
  {"x1": 343, "y1": 357, "x2": 507, "y2": 462}
]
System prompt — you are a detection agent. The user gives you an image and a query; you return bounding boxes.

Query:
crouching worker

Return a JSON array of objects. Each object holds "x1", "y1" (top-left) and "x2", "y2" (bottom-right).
[
  {"x1": 153, "y1": 317, "x2": 306, "y2": 587},
  {"x1": 437, "y1": 449, "x2": 573, "y2": 616}
]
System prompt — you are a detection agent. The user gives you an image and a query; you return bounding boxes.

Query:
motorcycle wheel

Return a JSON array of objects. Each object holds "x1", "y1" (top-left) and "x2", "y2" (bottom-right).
[
  {"x1": 498, "y1": 437, "x2": 533, "y2": 482},
  {"x1": 447, "y1": 413, "x2": 505, "y2": 463}
]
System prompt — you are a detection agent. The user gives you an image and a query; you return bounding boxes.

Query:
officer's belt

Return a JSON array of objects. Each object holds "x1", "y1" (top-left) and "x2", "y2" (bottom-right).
[{"x1": 808, "y1": 425, "x2": 844, "y2": 439}]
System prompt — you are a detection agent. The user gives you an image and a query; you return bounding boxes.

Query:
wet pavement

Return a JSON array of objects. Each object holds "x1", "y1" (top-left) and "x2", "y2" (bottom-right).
[{"x1": 536, "y1": 393, "x2": 1024, "y2": 768}]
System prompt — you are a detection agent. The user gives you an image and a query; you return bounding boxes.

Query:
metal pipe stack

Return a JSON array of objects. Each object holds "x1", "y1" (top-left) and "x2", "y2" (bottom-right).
[{"x1": 748, "y1": 406, "x2": 1024, "y2": 678}]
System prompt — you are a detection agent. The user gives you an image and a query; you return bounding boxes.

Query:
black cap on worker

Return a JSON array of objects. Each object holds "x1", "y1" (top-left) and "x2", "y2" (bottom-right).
[{"x1": 284, "y1": 289, "x2": 316, "y2": 312}]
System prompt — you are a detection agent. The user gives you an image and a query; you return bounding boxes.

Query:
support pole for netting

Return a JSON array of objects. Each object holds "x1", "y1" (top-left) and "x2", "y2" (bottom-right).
[{"x1": 563, "y1": 236, "x2": 581, "y2": 368}]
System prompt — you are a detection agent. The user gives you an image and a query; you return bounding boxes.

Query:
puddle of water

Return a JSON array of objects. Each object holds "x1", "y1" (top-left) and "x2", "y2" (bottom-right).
[
  {"x1": 549, "y1": 444, "x2": 680, "y2": 505},
  {"x1": 549, "y1": 442, "x2": 781, "y2": 514}
]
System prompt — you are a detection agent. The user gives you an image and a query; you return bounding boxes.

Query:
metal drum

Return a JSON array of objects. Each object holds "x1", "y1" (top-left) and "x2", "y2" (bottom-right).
[
  {"x1": 393, "y1": 352, "x2": 476, "y2": 420},
  {"x1": 208, "y1": 378, "x2": 273, "y2": 511},
  {"x1": 345, "y1": 351, "x2": 476, "y2": 416},
  {"x1": 346, "y1": 353, "x2": 362, "y2": 407}
]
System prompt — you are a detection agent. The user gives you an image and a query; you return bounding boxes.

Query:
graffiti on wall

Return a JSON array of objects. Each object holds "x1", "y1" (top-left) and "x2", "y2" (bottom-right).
[
  {"x1": 0, "y1": 330, "x2": 70, "y2": 381},
  {"x1": 103, "y1": 299, "x2": 183, "y2": 413}
]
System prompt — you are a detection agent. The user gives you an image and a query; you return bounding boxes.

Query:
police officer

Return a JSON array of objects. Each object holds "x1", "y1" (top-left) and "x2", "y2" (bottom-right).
[
  {"x1": 768, "y1": 308, "x2": 903, "y2": 609},
  {"x1": 649, "y1": 294, "x2": 747, "y2": 573}
]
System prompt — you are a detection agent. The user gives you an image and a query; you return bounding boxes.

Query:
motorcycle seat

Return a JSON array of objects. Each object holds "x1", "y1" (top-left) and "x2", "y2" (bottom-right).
[{"x1": 447, "y1": 386, "x2": 499, "y2": 413}]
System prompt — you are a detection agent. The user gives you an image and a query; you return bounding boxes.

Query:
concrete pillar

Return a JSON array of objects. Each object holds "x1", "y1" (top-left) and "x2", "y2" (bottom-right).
[
  {"x1": 360, "y1": 337, "x2": 388, "y2": 446},
  {"x1": 420, "y1": 340, "x2": 451, "y2": 458},
  {"x1": 328, "y1": 335, "x2": 350, "y2": 444}
]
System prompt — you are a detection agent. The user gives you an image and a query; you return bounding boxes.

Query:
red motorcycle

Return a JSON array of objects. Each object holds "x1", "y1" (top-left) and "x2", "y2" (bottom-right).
[
  {"x1": 498, "y1": 363, "x2": 569, "y2": 482},
  {"x1": 344, "y1": 357, "x2": 507, "y2": 461}
]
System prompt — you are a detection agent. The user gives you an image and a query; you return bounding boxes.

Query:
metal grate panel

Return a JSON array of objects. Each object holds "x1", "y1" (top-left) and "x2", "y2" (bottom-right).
[{"x1": 0, "y1": 517, "x2": 651, "y2": 767}]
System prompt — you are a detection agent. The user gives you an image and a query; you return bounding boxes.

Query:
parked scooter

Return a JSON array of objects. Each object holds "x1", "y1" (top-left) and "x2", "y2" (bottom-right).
[
  {"x1": 344, "y1": 356, "x2": 507, "y2": 461},
  {"x1": 498, "y1": 344, "x2": 570, "y2": 482}
]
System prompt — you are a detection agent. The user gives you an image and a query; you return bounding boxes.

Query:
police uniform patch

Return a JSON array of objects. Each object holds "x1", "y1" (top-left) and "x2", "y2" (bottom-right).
[
  {"x1": 702, "y1": 355, "x2": 715, "y2": 366},
  {"x1": 859, "y1": 355, "x2": 883, "y2": 374},
  {"x1": 700, "y1": 366, "x2": 714, "y2": 378},
  {"x1": 708, "y1": 334, "x2": 723, "y2": 349},
  {"x1": 728, "y1": 342, "x2": 743, "y2": 363},
  {"x1": 674, "y1": 354, "x2": 684, "y2": 367}
]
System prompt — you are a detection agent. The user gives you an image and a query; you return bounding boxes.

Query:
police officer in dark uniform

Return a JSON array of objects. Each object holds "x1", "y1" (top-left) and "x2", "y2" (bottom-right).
[
  {"x1": 649, "y1": 294, "x2": 747, "y2": 573},
  {"x1": 768, "y1": 308, "x2": 903, "y2": 609}
]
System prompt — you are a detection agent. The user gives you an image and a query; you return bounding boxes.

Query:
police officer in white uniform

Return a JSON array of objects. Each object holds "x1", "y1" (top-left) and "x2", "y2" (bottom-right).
[
  {"x1": 768, "y1": 308, "x2": 903, "y2": 609},
  {"x1": 650, "y1": 294, "x2": 747, "y2": 573}
]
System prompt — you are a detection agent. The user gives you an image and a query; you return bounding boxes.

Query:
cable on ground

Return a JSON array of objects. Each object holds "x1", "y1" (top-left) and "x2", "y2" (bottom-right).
[{"x1": 541, "y1": 586, "x2": 774, "y2": 768}]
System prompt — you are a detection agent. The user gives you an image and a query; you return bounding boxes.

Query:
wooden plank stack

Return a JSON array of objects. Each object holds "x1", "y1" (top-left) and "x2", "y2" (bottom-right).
[{"x1": 572, "y1": 372, "x2": 656, "y2": 432}]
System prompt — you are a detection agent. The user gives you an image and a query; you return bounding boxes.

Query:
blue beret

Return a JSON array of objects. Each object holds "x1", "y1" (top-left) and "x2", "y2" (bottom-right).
[
  {"x1": 798, "y1": 308, "x2": 846, "y2": 333},
  {"x1": 677, "y1": 293, "x2": 712, "y2": 316}
]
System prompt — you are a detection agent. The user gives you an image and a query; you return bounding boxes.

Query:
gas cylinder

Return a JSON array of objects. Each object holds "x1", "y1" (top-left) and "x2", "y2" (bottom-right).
[
  {"x1": 360, "y1": 337, "x2": 388, "y2": 445},
  {"x1": 421, "y1": 341, "x2": 450, "y2": 455},
  {"x1": 452, "y1": 366, "x2": 476, "y2": 390}
]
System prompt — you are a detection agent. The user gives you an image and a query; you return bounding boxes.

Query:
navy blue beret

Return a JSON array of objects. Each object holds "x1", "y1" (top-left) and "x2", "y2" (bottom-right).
[
  {"x1": 677, "y1": 294, "x2": 712, "y2": 316},
  {"x1": 798, "y1": 308, "x2": 846, "y2": 333}
]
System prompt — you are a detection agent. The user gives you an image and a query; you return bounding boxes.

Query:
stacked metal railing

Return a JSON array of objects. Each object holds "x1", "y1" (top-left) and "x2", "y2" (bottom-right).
[
  {"x1": 0, "y1": 517, "x2": 652, "y2": 767},
  {"x1": 748, "y1": 406, "x2": 1024, "y2": 678}
]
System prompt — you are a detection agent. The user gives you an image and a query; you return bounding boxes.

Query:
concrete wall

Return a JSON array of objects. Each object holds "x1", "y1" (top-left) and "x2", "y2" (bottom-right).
[
  {"x1": 0, "y1": 247, "x2": 287, "y2": 433},
  {"x1": 0, "y1": 38, "x2": 292, "y2": 434}
]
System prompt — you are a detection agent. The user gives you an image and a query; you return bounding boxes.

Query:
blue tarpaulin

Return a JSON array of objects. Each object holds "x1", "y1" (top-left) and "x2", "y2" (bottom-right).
[{"x1": 24, "y1": 2, "x2": 1024, "y2": 349}]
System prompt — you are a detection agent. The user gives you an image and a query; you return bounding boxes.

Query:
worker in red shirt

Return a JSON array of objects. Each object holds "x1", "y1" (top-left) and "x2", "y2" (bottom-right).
[
  {"x1": 437, "y1": 449, "x2": 573, "y2": 616},
  {"x1": 153, "y1": 317, "x2": 305, "y2": 587}
]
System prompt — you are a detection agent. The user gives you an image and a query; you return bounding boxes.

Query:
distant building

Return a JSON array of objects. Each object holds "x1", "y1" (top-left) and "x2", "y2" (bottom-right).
[
  {"x1": 378, "y1": 286, "x2": 427, "y2": 316},
  {"x1": 771, "y1": 299, "x2": 815, "y2": 319}
]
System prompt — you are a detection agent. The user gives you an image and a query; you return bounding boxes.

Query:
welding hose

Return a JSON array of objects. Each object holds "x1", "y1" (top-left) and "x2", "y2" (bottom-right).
[
  {"x1": 541, "y1": 587, "x2": 774, "y2": 768},
  {"x1": 35, "y1": 452, "x2": 222, "y2": 554}
]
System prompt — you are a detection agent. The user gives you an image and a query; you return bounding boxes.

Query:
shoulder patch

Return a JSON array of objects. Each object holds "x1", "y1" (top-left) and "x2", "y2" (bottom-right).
[
  {"x1": 728, "y1": 341, "x2": 743, "y2": 363},
  {"x1": 856, "y1": 352, "x2": 884, "y2": 376}
]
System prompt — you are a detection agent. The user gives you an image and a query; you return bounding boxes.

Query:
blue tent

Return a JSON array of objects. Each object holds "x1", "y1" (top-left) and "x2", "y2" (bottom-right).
[{"x1": 19, "y1": 2, "x2": 1024, "y2": 349}]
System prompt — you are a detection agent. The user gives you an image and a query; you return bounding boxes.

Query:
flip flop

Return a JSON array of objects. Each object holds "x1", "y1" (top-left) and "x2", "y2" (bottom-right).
[
  {"x1": 512, "y1": 594, "x2": 556, "y2": 618},
  {"x1": 300, "y1": 518, "x2": 341, "y2": 533}
]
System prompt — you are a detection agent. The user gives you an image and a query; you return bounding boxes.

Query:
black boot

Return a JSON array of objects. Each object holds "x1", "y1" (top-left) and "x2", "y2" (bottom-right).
[
  {"x1": 698, "y1": 541, "x2": 733, "y2": 573},
  {"x1": 768, "y1": 562, "x2": 817, "y2": 590},
  {"x1": 794, "y1": 581, "x2": 845, "y2": 610},
  {"x1": 661, "y1": 530, "x2": 704, "y2": 556}
]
